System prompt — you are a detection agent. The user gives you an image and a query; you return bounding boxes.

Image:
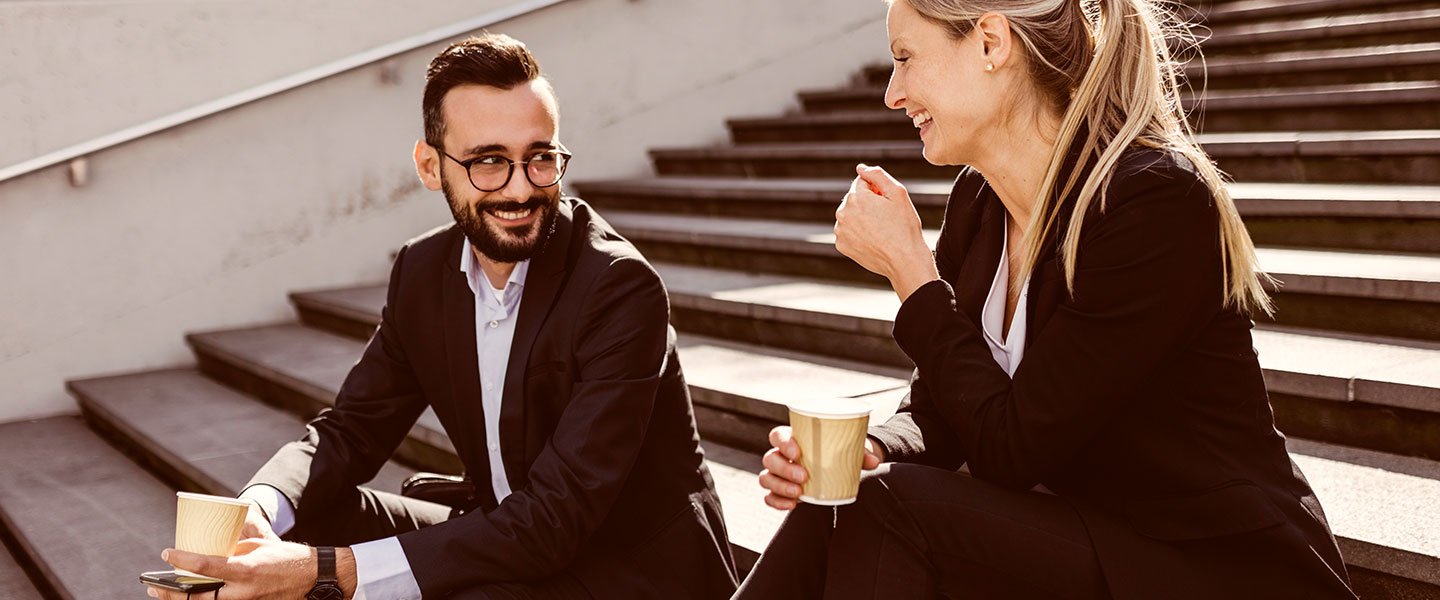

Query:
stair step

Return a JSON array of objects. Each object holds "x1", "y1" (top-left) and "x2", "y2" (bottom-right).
[
  {"x1": 0, "y1": 544, "x2": 40, "y2": 600},
  {"x1": 0, "y1": 417, "x2": 177, "y2": 599},
  {"x1": 1202, "y1": 8, "x2": 1440, "y2": 54},
  {"x1": 775, "y1": 81, "x2": 1440, "y2": 133},
  {"x1": 595, "y1": 210, "x2": 1440, "y2": 340},
  {"x1": 68, "y1": 368, "x2": 412, "y2": 497},
  {"x1": 859, "y1": 43, "x2": 1440, "y2": 89},
  {"x1": 1202, "y1": 0, "x2": 1440, "y2": 26},
  {"x1": 575, "y1": 175, "x2": 1440, "y2": 253},
  {"x1": 185, "y1": 324, "x2": 464, "y2": 474},
  {"x1": 1192, "y1": 42, "x2": 1440, "y2": 89},
  {"x1": 651, "y1": 131, "x2": 1440, "y2": 184}
]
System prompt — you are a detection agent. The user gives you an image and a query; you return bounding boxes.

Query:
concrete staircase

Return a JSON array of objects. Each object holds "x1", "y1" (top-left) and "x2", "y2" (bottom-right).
[{"x1": 0, "y1": 0, "x2": 1437, "y2": 597}]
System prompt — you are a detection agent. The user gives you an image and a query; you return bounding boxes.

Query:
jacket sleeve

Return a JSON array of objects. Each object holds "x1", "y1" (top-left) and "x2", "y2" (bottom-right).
[
  {"x1": 398, "y1": 257, "x2": 671, "y2": 594},
  {"x1": 243, "y1": 245, "x2": 428, "y2": 536},
  {"x1": 888, "y1": 167, "x2": 1222, "y2": 490},
  {"x1": 868, "y1": 208, "x2": 969, "y2": 470}
]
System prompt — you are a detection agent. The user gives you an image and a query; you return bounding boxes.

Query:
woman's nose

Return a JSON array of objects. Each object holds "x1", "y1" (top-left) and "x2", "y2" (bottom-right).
[{"x1": 884, "y1": 69, "x2": 905, "y2": 110}]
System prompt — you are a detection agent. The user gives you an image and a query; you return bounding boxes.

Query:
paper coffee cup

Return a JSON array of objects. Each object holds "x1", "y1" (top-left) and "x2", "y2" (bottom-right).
[
  {"x1": 174, "y1": 492, "x2": 249, "y2": 576},
  {"x1": 788, "y1": 398, "x2": 872, "y2": 506}
]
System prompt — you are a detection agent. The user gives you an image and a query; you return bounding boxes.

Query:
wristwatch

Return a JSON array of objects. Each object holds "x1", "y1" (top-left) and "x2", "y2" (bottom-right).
[{"x1": 306, "y1": 546, "x2": 345, "y2": 600}]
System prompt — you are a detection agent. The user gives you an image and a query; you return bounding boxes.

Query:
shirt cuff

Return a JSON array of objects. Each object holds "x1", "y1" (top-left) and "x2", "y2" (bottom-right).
[
  {"x1": 351, "y1": 537, "x2": 423, "y2": 600},
  {"x1": 237, "y1": 484, "x2": 295, "y2": 537}
]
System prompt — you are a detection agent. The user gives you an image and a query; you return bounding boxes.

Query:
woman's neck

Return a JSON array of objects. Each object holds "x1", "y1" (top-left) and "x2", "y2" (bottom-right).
[{"x1": 972, "y1": 108, "x2": 1062, "y2": 236}]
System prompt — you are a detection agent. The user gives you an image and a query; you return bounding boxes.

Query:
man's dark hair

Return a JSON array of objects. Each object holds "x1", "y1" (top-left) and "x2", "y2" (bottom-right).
[{"x1": 423, "y1": 33, "x2": 544, "y2": 149}]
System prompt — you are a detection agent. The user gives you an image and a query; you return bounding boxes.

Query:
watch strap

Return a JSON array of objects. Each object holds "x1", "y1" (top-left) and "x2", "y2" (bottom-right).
[{"x1": 316, "y1": 546, "x2": 337, "y2": 584}]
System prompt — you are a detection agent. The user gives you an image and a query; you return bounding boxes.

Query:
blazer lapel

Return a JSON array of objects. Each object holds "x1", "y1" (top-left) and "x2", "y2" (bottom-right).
[
  {"x1": 440, "y1": 230, "x2": 498, "y2": 508},
  {"x1": 953, "y1": 187, "x2": 1005, "y2": 325},
  {"x1": 498, "y1": 199, "x2": 576, "y2": 491}
]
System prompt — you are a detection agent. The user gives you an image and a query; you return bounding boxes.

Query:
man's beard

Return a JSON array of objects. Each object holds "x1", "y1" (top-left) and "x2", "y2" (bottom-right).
[{"x1": 442, "y1": 173, "x2": 559, "y2": 264}]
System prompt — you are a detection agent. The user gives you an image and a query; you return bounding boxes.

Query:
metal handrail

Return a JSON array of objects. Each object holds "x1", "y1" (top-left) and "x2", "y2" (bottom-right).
[{"x1": 0, "y1": 0, "x2": 573, "y2": 185}]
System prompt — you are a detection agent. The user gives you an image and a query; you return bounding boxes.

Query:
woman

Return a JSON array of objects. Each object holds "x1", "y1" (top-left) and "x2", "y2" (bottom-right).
[{"x1": 737, "y1": 0, "x2": 1357, "y2": 598}]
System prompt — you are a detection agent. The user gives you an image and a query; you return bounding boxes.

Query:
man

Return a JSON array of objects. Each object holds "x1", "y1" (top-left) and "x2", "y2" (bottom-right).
[{"x1": 146, "y1": 33, "x2": 737, "y2": 599}]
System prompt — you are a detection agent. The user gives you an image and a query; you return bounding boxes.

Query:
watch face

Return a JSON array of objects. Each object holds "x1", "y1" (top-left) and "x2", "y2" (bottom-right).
[{"x1": 307, "y1": 584, "x2": 344, "y2": 600}]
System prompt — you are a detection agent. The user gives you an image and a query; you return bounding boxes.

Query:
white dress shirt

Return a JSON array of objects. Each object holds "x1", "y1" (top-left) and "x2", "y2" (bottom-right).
[
  {"x1": 241, "y1": 239, "x2": 529, "y2": 600},
  {"x1": 981, "y1": 225, "x2": 1030, "y2": 378}
]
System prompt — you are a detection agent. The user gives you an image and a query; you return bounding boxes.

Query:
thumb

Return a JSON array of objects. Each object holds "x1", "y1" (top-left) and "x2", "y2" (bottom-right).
[
  {"x1": 855, "y1": 164, "x2": 905, "y2": 200},
  {"x1": 162, "y1": 548, "x2": 229, "y2": 579}
]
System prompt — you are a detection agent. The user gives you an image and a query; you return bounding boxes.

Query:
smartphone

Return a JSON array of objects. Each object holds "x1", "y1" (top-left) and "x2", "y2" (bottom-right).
[{"x1": 139, "y1": 570, "x2": 225, "y2": 593}]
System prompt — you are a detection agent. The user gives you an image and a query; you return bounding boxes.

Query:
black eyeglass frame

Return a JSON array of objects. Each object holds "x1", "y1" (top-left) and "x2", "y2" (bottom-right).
[{"x1": 438, "y1": 147, "x2": 573, "y2": 192}]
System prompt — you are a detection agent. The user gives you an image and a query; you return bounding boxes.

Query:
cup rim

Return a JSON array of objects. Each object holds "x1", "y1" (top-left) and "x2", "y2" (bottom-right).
[
  {"x1": 176, "y1": 491, "x2": 252, "y2": 508},
  {"x1": 788, "y1": 398, "x2": 872, "y2": 419}
]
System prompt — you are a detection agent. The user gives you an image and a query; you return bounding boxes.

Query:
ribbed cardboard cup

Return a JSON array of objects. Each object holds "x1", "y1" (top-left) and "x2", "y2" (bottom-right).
[
  {"x1": 788, "y1": 398, "x2": 872, "y2": 506},
  {"x1": 173, "y1": 492, "x2": 249, "y2": 576}
]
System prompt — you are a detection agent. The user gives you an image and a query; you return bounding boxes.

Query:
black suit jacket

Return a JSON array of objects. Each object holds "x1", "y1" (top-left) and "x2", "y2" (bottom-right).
[
  {"x1": 868, "y1": 148, "x2": 1357, "y2": 599},
  {"x1": 248, "y1": 198, "x2": 738, "y2": 598}
]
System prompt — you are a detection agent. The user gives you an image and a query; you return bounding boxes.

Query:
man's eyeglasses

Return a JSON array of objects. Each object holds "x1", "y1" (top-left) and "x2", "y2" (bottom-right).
[{"x1": 440, "y1": 148, "x2": 572, "y2": 192}]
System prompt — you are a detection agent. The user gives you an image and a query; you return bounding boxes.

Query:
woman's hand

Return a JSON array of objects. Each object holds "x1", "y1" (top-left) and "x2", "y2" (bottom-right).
[
  {"x1": 759, "y1": 426, "x2": 885, "y2": 511},
  {"x1": 834, "y1": 164, "x2": 939, "y2": 302}
]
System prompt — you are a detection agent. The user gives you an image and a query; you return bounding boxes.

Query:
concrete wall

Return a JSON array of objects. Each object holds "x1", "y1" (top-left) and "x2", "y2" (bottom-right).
[
  {"x1": 0, "y1": 0, "x2": 892, "y2": 422},
  {"x1": 0, "y1": 0, "x2": 520, "y2": 167}
]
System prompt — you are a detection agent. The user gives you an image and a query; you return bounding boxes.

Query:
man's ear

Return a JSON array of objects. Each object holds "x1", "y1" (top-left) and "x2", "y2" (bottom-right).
[
  {"x1": 972, "y1": 12, "x2": 1014, "y2": 71},
  {"x1": 414, "y1": 140, "x2": 443, "y2": 191}
]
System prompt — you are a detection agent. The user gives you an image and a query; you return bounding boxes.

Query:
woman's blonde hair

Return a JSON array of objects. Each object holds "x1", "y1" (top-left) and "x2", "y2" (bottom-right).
[{"x1": 901, "y1": 0, "x2": 1273, "y2": 315}]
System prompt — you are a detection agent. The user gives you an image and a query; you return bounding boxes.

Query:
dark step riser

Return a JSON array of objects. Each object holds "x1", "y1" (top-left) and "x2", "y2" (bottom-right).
[
  {"x1": 191, "y1": 351, "x2": 466, "y2": 475},
  {"x1": 0, "y1": 516, "x2": 60, "y2": 600},
  {"x1": 863, "y1": 64, "x2": 1440, "y2": 90},
  {"x1": 588, "y1": 195, "x2": 1439, "y2": 254},
  {"x1": 1202, "y1": 28, "x2": 1440, "y2": 57},
  {"x1": 738, "y1": 103, "x2": 1440, "y2": 140},
  {"x1": 636, "y1": 238, "x2": 1440, "y2": 342},
  {"x1": 654, "y1": 154, "x2": 1440, "y2": 184},
  {"x1": 1271, "y1": 393, "x2": 1440, "y2": 460},
  {"x1": 1202, "y1": 0, "x2": 1440, "y2": 27},
  {"x1": 1189, "y1": 63, "x2": 1440, "y2": 90},
  {"x1": 652, "y1": 156, "x2": 962, "y2": 181},
  {"x1": 296, "y1": 307, "x2": 380, "y2": 342},
  {"x1": 1244, "y1": 216, "x2": 1440, "y2": 254},
  {"x1": 671, "y1": 305, "x2": 909, "y2": 369},
  {"x1": 586, "y1": 194, "x2": 947, "y2": 229},
  {"x1": 1257, "y1": 293, "x2": 1440, "y2": 341}
]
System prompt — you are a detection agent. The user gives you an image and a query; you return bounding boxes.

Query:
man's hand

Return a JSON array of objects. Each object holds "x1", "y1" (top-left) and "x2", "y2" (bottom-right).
[
  {"x1": 143, "y1": 540, "x2": 357, "y2": 600},
  {"x1": 241, "y1": 499, "x2": 280, "y2": 542},
  {"x1": 758, "y1": 426, "x2": 885, "y2": 511}
]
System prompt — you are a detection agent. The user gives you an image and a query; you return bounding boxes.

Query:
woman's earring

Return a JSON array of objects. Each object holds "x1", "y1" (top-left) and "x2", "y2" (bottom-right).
[{"x1": 985, "y1": 62, "x2": 995, "y2": 72}]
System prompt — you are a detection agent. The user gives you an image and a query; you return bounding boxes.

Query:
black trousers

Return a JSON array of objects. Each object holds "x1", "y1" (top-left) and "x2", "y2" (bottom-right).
[
  {"x1": 734, "y1": 463, "x2": 1110, "y2": 600},
  {"x1": 284, "y1": 485, "x2": 591, "y2": 599}
]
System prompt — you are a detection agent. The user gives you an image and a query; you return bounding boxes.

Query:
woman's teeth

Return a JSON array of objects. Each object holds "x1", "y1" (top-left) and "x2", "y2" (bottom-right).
[
  {"x1": 490, "y1": 208, "x2": 533, "y2": 220},
  {"x1": 912, "y1": 112, "x2": 933, "y2": 128}
]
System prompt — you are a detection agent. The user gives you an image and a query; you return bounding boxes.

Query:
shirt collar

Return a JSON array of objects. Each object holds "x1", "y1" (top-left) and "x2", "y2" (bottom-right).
[{"x1": 459, "y1": 237, "x2": 530, "y2": 298}]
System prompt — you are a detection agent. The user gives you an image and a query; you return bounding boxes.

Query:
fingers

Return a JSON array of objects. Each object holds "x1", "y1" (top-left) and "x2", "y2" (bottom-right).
[
  {"x1": 162, "y1": 548, "x2": 228, "y2": 580},
  {"x1": 763, "y1": 491, "x2": 799, "y2": 511},
  {"x1": 144, "y1": 584, "x2": 186, "y2": 600},
  {"x1": 759, "y1": 468, "x2": 803, "y2": 499},
  {"x1": 854, "y1": 163, "x2": 906, "y2": 199},
  {"x1": 762, "y1": 446, "x2": 807, "y2": 483},
  {"x1": 768, "y1": 426, "x2": 801, "y2": 459}
]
